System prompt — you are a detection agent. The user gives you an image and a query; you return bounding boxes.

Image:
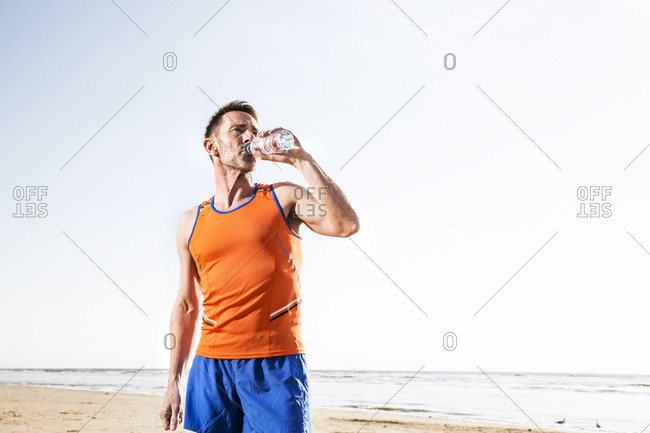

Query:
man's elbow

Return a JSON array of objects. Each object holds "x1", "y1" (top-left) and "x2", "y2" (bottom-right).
[
  {"x1": 338, "y1": 218, "x2": 360, "y2": 237},
  {"x1": 176, "y1": 299, "x2": 200, "y2": 317}
]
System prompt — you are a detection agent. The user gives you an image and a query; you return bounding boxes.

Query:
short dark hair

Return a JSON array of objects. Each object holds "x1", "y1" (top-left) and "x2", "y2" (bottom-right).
[{"x1": 204, "y1": 100, "x2": 259, "y2": 164}]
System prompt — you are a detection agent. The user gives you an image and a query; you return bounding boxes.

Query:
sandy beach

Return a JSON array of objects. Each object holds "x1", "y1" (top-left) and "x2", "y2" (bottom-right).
[{"x1": 0, "y1": 384, "x2": 578, "y2": 433}]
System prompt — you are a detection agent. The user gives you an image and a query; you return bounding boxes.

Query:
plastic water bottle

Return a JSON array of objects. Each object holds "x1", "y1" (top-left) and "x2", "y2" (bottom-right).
[{"x1": 246, "y1": 129, "x2": 295, "y2": 155}]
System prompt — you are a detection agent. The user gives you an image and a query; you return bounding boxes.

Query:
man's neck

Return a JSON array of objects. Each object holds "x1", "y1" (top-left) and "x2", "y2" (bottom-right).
[{"x1": 212, "y1": 165, "x2": 255, "y2": 210}]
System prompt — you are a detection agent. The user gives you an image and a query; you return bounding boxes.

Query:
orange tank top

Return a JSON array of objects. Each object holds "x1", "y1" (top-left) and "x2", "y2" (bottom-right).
[{"x1": 187, "y1": 183, "x2": 305, "y2": 359}]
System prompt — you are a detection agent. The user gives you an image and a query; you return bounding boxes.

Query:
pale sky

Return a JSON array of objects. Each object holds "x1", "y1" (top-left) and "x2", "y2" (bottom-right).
[{"x1": 1, "y1": 0, "x2": 649, "y2": 374}]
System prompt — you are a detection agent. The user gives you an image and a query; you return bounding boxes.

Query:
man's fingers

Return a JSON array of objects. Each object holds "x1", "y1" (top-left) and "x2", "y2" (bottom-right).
[
  {"x1": 169, "y1": 406, "x2": 181, "y2": 430},
  {"x1": 159, "y1": 409, "x2": 171, "y2": 430}
]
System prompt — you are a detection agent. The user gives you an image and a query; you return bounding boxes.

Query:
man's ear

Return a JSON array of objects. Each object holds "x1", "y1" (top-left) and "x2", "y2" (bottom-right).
[{"x1": 203, "y1": 137, "x2": 219, "y2": 158}]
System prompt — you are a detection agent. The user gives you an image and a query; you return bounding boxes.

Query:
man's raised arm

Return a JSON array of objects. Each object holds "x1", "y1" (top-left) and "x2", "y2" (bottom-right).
[
  {"x1": 255, "y1": 128, "x2": 360, "y2": 237},
  {"x1": 276, "y1": 152, "x2": 360, "y2": 237}
]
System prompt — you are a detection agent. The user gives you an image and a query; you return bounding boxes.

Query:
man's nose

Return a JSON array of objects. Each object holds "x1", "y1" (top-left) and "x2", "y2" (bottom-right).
[{"x1": 242, "y1": 130, "x2": 255, "y2": 143}]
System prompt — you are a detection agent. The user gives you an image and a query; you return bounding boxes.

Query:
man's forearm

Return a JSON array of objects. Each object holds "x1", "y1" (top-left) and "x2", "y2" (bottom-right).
[
  {"x1": 168, "y1": 304, "x2": 198, "y2": 385},
  {"x1": 292, "y1": 153, "x2": 359, "y2": 233}
]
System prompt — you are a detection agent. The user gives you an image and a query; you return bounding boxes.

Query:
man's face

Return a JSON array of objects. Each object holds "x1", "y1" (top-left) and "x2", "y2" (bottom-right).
[{"x1": 213, "y1": 110, "x2": 260, "y2": 172}]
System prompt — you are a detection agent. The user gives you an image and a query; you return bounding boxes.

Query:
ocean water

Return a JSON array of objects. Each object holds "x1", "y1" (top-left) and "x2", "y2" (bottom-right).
[{"x1": 0, "y1": 368, "x2": 647, "y2": 433}]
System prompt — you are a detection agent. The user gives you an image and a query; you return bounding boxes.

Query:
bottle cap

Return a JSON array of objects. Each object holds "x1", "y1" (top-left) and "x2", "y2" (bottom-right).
[{"x1": 245, "y1": 144, "x2": 252, "y2": 154}]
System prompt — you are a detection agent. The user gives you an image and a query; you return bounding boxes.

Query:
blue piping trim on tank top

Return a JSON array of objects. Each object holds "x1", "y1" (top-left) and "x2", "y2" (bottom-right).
[
  {"x1": 269, "y1": 183, "x2": 303, "y2": 239},
  {"x1": 276, "y1": 235, "x2": 301, "y2": 287},
  {"x1": 187, "y1": 203, "x2": 202, "y2": 252},
  {"x1": 209, "y1": 183, "x2": 259, "y2": 214}
]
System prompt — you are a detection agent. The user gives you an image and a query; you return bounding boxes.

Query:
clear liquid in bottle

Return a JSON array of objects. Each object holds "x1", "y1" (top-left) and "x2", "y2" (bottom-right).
[{"x1": 246, "y1": 129, "x2": 295, "y2": 154}]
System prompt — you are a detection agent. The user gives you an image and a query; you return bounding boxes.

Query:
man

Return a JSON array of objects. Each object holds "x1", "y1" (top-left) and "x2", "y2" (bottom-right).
[{"x1": 159, "y1": 100, "x2": 360, "y2": 433}]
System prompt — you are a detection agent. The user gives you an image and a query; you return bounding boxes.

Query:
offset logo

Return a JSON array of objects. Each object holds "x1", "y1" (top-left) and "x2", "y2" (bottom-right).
[
  {"x1": 577, "y1": 186, "x2": 612, "y2": 218},
  {"x1": 163, "y1": 333, "x2": 176, "y2": 350},
  {"x1": 291, "y1": 186, "x2": 327, "y2": 218},
  {"x1": 442, "y1": 332, "x2": 457, "y2": 351},
  {"x1": 444, "y1": 53, "x2": 456, "y2": 70},
  {"x1": 13, "y1": 186, "x2": 48, "y2": 218},
  {"x1": 163, "y1": 52, "x2": 177, "y2": 71}
]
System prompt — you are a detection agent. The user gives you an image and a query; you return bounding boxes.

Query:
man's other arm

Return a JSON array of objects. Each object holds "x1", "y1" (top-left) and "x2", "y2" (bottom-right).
[{"x1": 159, "y1": 207, "x2": 202, "y2": 431}]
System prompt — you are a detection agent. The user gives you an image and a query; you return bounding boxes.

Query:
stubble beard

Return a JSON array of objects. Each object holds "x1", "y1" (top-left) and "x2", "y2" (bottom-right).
[{"x1": 217, "y1": 136, "x2": 256, "y2": 173}]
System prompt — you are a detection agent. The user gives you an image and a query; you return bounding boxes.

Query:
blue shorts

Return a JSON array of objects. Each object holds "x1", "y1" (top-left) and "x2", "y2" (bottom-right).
[{"x1": 184, "y1": 354, "x2": 312, "y2": 433}]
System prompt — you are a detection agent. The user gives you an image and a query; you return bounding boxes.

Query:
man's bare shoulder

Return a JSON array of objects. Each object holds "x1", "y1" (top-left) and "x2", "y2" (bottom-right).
[
  {"x1": 271, "y1": 181, "x2": 300, "y2": 199},
  {"x1": 179, "y1": 205, "x2": 200, "y2": 224},
  {"x1": 177, "y1": 205, "x2": 200, "y2": 240},
  {"x1": 272, "y1": 181, "x2": 299, "y2": 188}
]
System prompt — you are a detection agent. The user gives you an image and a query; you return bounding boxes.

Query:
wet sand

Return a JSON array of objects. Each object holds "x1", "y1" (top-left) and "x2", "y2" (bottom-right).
[{"x1": 0, "y1": 385, "x2": 576, "y2": 433}]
